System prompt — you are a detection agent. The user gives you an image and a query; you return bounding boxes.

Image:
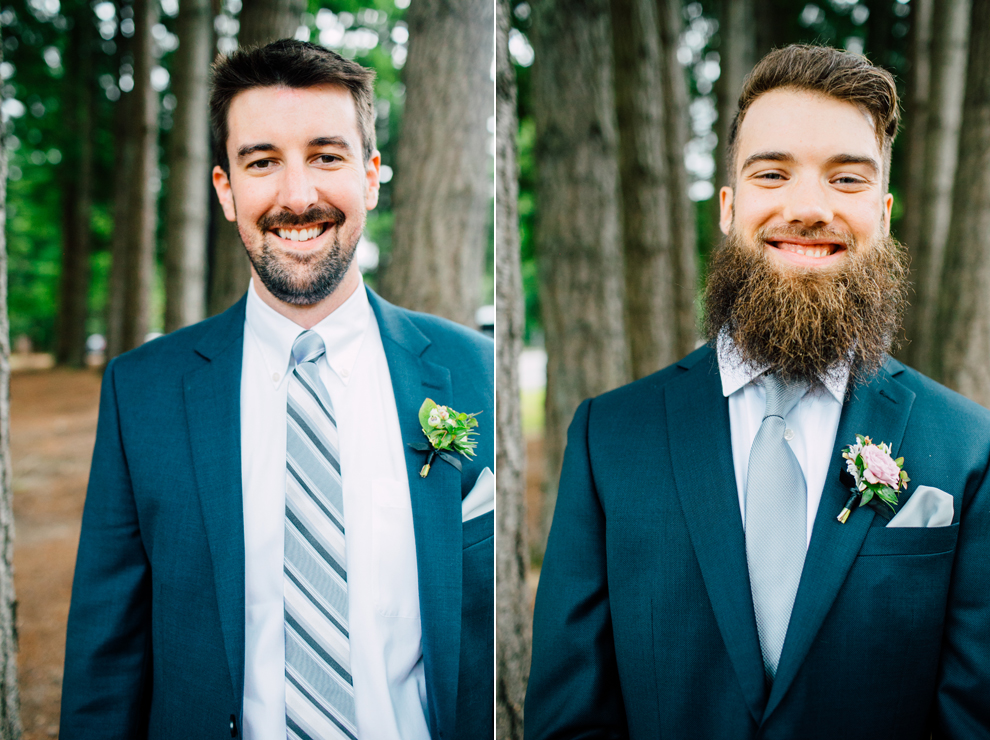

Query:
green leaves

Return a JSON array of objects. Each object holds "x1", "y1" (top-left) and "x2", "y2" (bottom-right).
[{"x1": 417, "y1": 397, "x2": 481, "y2": 459}]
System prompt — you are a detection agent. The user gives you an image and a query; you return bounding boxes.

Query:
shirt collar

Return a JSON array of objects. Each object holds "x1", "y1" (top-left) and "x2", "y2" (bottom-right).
[
  {"x1": 245, "y1": 277, "x2": 371, "y2": 388},
  {"x1": 715, "y1": 329, "x2": 848, "y2": 403}
]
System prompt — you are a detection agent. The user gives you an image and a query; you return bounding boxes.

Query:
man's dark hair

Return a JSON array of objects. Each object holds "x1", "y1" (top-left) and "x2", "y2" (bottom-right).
[
  {"x1": 726, "y1": 44, "x2": 899, "y2": 189},
  {"x1": 209, "y1": 39, "x2": 377, "y2": 173}
]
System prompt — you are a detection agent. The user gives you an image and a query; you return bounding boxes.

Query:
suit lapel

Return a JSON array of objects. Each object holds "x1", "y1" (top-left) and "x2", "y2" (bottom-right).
[
  {"x1": 368, "y1": 290, "x2": 461, "y2": 740},
  {"x1": 665, "y1": 349, "x2": 768, "y2": 723},
  {"x1": 763, "y1": 360, "x2": 916, "y2": 721},
  {"x1": 183, "y1": 297, "x2": 248, "y2": 704}
]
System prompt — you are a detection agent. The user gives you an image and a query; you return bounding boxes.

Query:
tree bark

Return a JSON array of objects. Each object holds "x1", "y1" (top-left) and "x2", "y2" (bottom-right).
[
  {"x1": 106, "y1": 29, "x2": 134, "y2": 360},
  {"x1": 713, "y1": 0, "x2": 755, "y2": 223},
  {"x1": 0, "y1": 24, "x2": 23, "y2": 740},
  {"x1": 903, "y1": 0, "x2": 969, "y2": 374},
  {"x1": 934, "y1": 0, "x2": 990, "y2": 404},
  {"x1": 207, "y1": 0, "x2": 306, "y2": 316},
  {"x1": 124, "y1": 0, "x2": 161, "y2": 352},
  {"x1": 657, "y1": 0, "x2": 698, "y2": 358},
  {"x1": 378, "y1": 0, "x2": 494, "y2": 326},
  {"x1": 164, "y1": 0, "x2": 212, "y2": 333},
  {"x1": 612, "y1": 0, "x2": 676, "y2": 379},
  {"x1": 530, "y1": 0, "x2": 629, "y2": 552},
  {"x1": 495, "y1": 3, "x2": 530, "y2": 737},
  {"x1": 896, "y1": 0, "x2": 932, "y2": 295},
  {"x1": 56, "y1": 3, "x2": 95, "y2": 367}
]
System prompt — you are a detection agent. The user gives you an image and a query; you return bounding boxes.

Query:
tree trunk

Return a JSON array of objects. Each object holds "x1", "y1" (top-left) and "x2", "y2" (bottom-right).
[
  {"x1": 106, "y1": 31, "x2": 134, "y2": 361},
  {"x1": 712, "y1": 0, "x2": 756, "y2": 238},
  {"x1": 495, "y1": 3, "x2": 530, "y2": 737},
  {"x1": 903, "y1": 0, "x2": 969, "y2": 374},
  {"x1": 896, "y1": 0, "x2": 932, "y2": 300},
  {"x1": 378, "y1": 0, "x2": 494, "y2": 326},
  {"x1": 611, "y1": 0, "x2": 678, "y2": 379},
  {"x1": 164, "y1": 0, "x2": 211, "y2": 333},
  {"x1": 657, "y1": 0, "x2": 698, "y2": 357},
  {"x1": 124, "y1": 0, "x2": 161, "y2": 352},
  {"x1": 207, "y1": 0, "x2": 306, "y2": 316},
  {"x1": 934, "y1": 0, "x2": 990, "y2": 404},
  {"x1": 56, "y1": 4, "x2": 95, "y2": 367},
  {"x1": 238, "y1": 0, "x2": 305, "y2": 46},
  {"x1": 0, "y1": 24, "x2": 23, "y2": 740},
  {"x1": 530, "y1": 0, "x2": 629, "y2": 552}
]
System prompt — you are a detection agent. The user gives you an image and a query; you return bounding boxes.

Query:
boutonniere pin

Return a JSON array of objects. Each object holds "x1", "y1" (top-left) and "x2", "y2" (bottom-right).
[
  {"x1": 837, "y1": 434, "x2": 910, "y2": 523},
  {"x1": 408, "y1": 398, "x2": 480, "y2": 477}
]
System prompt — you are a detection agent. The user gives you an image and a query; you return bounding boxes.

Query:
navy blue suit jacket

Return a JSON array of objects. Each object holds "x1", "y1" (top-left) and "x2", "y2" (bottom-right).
[
  {"x1": 60, "y1": 290, "x2": 494, "y2": 739},
  {"x1": 527, "y1": 346, "x2": 990, "y2": 739}
]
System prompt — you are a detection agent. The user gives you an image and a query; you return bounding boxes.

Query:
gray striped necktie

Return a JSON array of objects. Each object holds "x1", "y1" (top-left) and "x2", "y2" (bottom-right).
[
  {"x1": 745, "y1": 373, "x2": 808, "y2": 681},
  {"x1": 284, "y1": 330, "x2": 358, "y2": 740}
]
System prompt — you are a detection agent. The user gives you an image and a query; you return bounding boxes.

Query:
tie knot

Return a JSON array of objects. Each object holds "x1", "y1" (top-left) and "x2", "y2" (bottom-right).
[
  {"x1": 761, "y1": 374, "x2": 807, "y2": 420},
  {"x1": 291, "y1": 330, "x2": 326, "y2": 366}
]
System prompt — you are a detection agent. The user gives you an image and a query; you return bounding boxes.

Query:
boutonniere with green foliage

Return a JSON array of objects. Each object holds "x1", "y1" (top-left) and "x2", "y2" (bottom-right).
[
  {"x1": 408, "y1": 399, "x2": 480, "y2": 477},
  {"x1": 837, "y1": 434, "x2": 910, "y2": 523}
]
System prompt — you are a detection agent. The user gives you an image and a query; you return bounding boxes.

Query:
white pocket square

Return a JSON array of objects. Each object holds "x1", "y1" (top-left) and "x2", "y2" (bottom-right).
[
  {"x1": 461, "y1": 467, "x2": 494, "y2": 522},
  {"x1": 887, "y1": 485, "x2": 954, "y2": 528}
]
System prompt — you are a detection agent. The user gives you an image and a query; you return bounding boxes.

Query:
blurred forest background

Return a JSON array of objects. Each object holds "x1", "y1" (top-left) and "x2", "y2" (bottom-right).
[
  {"x1": 497, "y1": 0, "x2": 990, "y2": 735},
  {"x1": 0, "y1": 0, "x2": 493, "y2": 735},
  {"x1": 3, "y1": 0, "x2": 495, "y2": 366}
]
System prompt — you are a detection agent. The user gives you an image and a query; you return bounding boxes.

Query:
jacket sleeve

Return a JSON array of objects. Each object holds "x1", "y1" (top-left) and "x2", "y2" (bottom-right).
[
  {"x1": 525, "y1": 398, "x2": 628, "y2": 740},
  {"x1": 933, "y1": 453, "x2": 990, "y2": 739},
  {"x1": 60, "y1": 359, "x2": 152, "y2": 739}
]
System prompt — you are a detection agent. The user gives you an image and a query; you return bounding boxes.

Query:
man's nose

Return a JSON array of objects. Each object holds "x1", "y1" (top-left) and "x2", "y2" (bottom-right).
[
  {"x1": 781, "y1": 176, "x2": 833, "y2": 227},
  {"x1": 278, "y1": 159, "x2": 319, "y2": 214}
]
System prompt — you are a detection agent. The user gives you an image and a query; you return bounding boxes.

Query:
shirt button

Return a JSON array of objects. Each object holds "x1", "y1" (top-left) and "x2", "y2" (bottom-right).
[
  {"x1": 272, "y1": 372, "x2": 280, "y2": 383},
  {"x1": 784, "y1": 428, "x2": 795, "y2": 441},
  {"x1": 340, "y1": 367, "x2": 349, "y2": 379}
]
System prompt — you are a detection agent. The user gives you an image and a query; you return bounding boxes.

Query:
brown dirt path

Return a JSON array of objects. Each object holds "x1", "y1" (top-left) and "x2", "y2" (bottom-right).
[{"x1": 11, "y1": 368, "x2": 102, "y2": 739}]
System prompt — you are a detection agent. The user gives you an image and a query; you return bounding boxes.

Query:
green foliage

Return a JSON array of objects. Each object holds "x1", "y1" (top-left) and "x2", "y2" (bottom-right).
[{"x1": 3, "y1": 0, "x2": 420, "y2": 352}]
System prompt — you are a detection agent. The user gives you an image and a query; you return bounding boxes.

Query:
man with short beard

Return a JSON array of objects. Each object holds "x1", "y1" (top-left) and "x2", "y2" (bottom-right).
[
  {"x1": 526, "y1": 45, "x2": 990, "y2": 739},
  {"x1": 60, "y1": 40, "x2": 494, "y2": 740}
]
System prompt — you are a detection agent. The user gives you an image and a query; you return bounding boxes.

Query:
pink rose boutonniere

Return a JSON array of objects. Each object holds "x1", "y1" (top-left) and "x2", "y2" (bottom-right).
[{"x1": 837, "y1": 434, "x2": 910, "y2": 523}]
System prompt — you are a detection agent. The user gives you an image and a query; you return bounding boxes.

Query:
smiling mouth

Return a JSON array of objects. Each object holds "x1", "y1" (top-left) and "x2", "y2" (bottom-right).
[
  {"x1": 273, "y1": 223, "x2": 330, "y2": 243},
  {"x1": 766, "y1": 239, "x2": 845, "y2": 259}
]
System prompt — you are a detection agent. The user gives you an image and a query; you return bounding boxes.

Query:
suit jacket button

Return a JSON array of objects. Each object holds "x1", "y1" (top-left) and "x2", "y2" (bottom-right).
[{"x1": 229, "y1": 715, "x2": 238, "y2": 737}]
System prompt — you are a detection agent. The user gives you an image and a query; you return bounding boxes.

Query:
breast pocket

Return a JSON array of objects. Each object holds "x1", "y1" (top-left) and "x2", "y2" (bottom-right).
[
  {"x1": 372, "y1": 479, "x2": 420, "y2": 618},
  {"x1": 858, "y1": 522, "x2": 960, "y2": 557}
]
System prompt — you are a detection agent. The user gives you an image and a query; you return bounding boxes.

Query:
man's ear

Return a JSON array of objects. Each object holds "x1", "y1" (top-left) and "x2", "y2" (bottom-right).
[
  {"x1": 719, "y1": 186, "x2": 734, "y2": 236},
  {"x1": 212, "y1": 166, "x2": 237, "y2": 222},
  {"x1": 882, "y1": 192, "x2": 893, "y2": 236},
  {"x1": 365, "y1": 151, "x2": 381, "y2": 211}
]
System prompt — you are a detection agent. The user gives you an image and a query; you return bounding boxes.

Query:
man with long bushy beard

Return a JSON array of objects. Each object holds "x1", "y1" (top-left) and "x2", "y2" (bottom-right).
[{"x1": 527, "y1": 44, "x2": 990, "y2": 740}]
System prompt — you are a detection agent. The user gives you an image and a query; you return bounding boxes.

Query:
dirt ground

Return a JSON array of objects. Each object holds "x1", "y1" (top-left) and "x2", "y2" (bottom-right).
[{"x1": 10, "y1": 368, "x2": 102, "y2": 739}]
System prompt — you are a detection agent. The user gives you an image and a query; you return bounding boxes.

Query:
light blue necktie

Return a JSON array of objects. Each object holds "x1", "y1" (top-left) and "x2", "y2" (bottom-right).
[
  {"x1": 284, "y1": 330, "x2": 358, "y2": 739},
  {"x1": 745, "y1": 373, "x2": 808, "y2": 681}
]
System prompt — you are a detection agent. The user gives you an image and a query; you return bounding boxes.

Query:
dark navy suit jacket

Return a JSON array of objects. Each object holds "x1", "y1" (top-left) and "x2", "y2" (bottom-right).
[
  {"x1": 527, "y1": 346, "x2": 990, "y2": 739},
  {"x1": 60, "y1": 289, "x2": 494, "y2": 740}
]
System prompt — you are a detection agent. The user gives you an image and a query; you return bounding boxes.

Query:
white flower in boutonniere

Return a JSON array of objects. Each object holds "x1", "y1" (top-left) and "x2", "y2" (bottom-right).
[
  {"x1": 837, "y1": 434, "x2": 910, "y2": 523},
  {"x1": 409, "y1": 398, "x2": 481, "y2": 477}
]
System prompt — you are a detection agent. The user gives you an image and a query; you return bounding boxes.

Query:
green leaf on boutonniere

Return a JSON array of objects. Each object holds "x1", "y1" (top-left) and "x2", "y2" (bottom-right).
[{"x1": 412, "y1": 398, "x2": 482, "y2": 477}]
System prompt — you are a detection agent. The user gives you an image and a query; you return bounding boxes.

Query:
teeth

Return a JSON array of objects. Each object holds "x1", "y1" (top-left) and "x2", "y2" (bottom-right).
[
  {"x1": 277, "y1": 226, "x2": 323, "y2": 242},
  {"x1": 778, "y1": 243, "x2": 831, "y2": 258}
]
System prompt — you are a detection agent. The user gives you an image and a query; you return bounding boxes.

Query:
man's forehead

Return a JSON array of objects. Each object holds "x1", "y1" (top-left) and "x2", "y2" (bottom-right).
[
  {"x1": 736, "y1": 88, "x2": 880, "y2": 162},
  {"x1": 226, "y1": 84, "x2": 358, "y2": 138}
]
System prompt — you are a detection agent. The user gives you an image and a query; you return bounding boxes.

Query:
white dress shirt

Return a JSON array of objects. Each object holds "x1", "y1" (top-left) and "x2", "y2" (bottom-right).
[
  {"x1": 716, "y1": 333, "x2": 849, "y2": 546},
  {"x1": 240, "y1": 278, "x2": 430, "y2": 740}
]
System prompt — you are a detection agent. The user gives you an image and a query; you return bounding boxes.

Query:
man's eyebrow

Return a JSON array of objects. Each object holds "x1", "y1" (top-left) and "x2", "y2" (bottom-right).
[
  {"x1": 310, "y1": 136, "x2": 353, "y2": 152},
  {"x1": 824, "y1": 153, "x2": 880, "y2": 174},
  {"x1": 236, "y1": 143, "x2": 277, "y2": 162},
  {"x1": 741, "y1": 151, "x2": 793, "y2": 171}
]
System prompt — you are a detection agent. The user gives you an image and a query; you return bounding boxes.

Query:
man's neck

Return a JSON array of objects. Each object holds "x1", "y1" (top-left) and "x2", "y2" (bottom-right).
[{"x1": 250, "y1": 264, "x2": 362, "y2": 329}]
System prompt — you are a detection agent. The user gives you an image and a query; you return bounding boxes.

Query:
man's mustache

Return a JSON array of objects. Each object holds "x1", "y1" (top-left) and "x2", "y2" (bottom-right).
[{"x1": 257, "y1": 205, "x2": 345, "y2": 231}]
